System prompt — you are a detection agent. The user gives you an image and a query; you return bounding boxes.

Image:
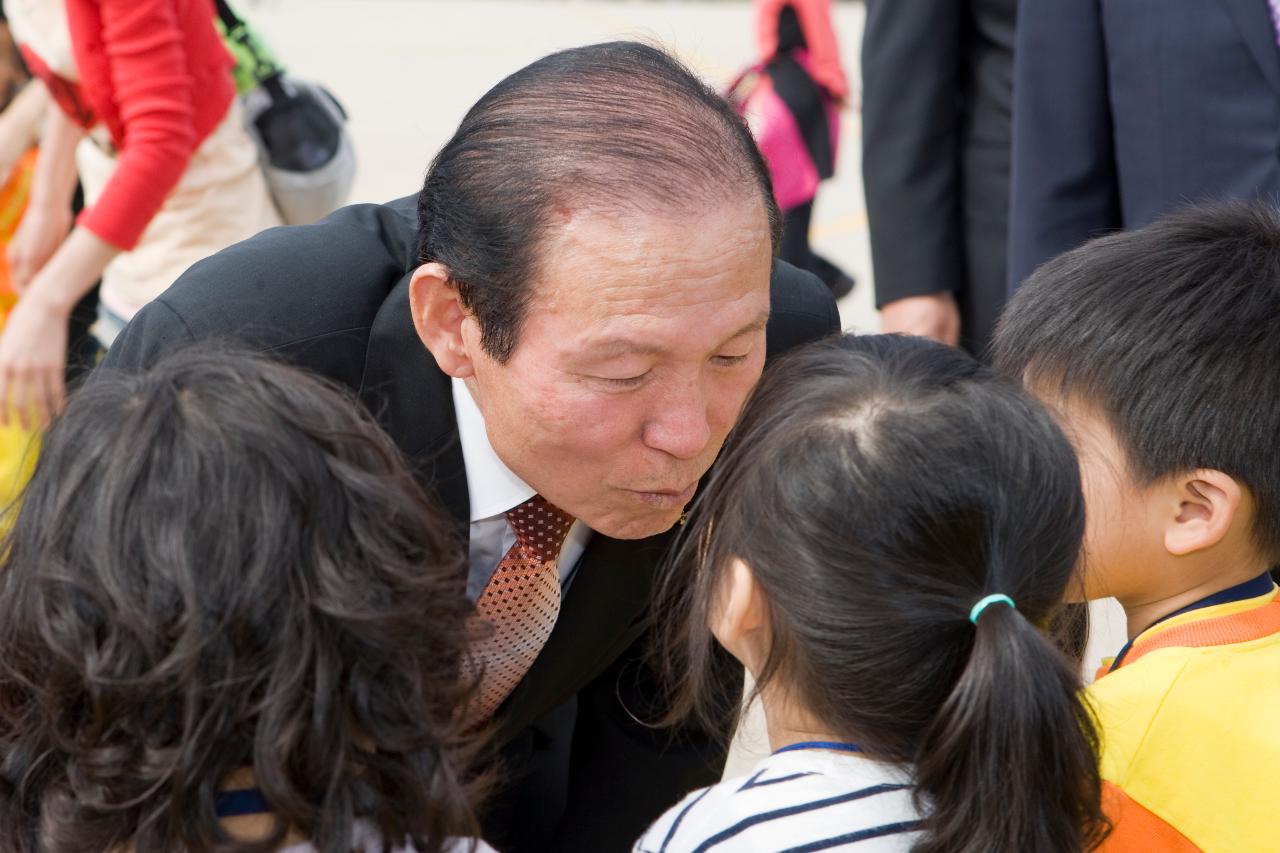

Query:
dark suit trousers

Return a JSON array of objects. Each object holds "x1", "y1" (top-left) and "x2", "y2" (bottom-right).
[{"x1": 862, "y1": 0, "x2": 1017, "y2": 359}]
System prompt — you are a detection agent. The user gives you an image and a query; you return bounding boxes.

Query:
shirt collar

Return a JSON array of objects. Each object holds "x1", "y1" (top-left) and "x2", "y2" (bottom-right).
[
  {"x1": 1108, "y1": 570, "x2": 1277, "y2": 672},
  {"x1": 451, "y1": 377, "x2": 535, "y2": 523}
]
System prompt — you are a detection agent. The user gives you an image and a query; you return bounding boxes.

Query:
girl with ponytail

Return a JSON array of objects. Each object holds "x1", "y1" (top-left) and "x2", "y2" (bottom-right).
[{"x1": 635, "y1": 334, "x2": 1109, "y2": 853}]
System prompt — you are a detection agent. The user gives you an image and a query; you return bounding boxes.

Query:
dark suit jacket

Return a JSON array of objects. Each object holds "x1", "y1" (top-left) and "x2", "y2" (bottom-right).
[
  {"x1": 101, "y1": 195, "x2": 839, "y2": 852},
  {"x1": 862, "y1": 0, "x2": 1017, "y2": 358},
  {"x1": 1008, "y1": 0, "x2": 1280, "y2": 288}
]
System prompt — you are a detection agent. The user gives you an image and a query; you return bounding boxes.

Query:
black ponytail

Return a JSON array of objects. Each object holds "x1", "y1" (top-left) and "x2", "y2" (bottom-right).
[
  {"x1": 914, "y1": 604, "x2": 1108, "y2": 852},
  {"x1": 654, "y1": 334, "x2": 1110, "y2": 850}
]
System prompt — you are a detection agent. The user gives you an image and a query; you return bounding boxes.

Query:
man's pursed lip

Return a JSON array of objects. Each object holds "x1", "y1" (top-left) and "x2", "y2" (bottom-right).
[{"x1": 628, "y1": 483, "x2": 697, "y2": 508}]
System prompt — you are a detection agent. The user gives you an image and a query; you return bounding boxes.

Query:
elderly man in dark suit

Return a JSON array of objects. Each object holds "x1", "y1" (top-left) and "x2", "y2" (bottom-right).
[
  {"x1": 102, "y1": 42, "x2": 837, "y2": 852},
  {"x1": 1009, "y1": 0, "x2": 1280, "y2": 287}
]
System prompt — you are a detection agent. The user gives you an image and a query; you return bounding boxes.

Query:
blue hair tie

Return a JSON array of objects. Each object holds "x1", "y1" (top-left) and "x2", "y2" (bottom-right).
[{"x1": 969, "y1": 594, "x2": 1016, "y2": 624}]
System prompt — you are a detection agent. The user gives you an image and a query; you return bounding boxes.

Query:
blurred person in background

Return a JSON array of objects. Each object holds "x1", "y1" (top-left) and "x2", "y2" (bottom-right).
[
  {"x1": 0, "y1": 0, "x2": 280, "y2": 427},
  {"x1": 1008, "y1": 0, "x2": 1280, "y2": 289},
  {"x1": 734, "y1": 0, "x2": 853, "y2": 299},
  {"x1": 862, "y1": 0, "x2": 1017, "y2": 357},
  {"x1": 0, "y1": 6, "x2": 45, "y2": 506}
]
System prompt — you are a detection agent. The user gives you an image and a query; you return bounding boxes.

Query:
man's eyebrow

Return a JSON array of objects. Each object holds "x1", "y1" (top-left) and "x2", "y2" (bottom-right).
[
  {"x1": 576, "y1": 311, "x2": 771, "y2": 360},
  {"x1": 732, "y1": 312, "x2": 771, "y2": 338}
]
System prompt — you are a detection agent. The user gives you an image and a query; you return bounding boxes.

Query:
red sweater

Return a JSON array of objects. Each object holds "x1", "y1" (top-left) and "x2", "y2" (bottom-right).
[{"x1": 55, "y1": 0, "x2": 236, "y2": 250}]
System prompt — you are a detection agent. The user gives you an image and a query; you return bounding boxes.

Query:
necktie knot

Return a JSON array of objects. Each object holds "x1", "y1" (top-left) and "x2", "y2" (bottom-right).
[
  {"x1": 505, "y1": 494, "x2": 575, "y2": 564},
  {"x1": 467, "y1": 494, "x2": 575, "y2": 723}
]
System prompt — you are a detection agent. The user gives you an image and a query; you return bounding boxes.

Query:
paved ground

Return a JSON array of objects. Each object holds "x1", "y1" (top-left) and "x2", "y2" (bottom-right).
[{"x1": 243, "y1": 0, "x2": 1126, "y2": 779}]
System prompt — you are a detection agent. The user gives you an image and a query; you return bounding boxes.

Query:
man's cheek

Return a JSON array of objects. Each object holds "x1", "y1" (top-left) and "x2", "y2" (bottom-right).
[
  {"x1": 713, "y1": 374, "x2": 760, "y2": 436},
  {"x1": 542, "y1": 389, "x2": 634, "y2": 457}
]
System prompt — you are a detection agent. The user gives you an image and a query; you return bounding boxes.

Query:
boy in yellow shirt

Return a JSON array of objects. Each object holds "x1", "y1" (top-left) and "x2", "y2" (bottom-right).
[{"x1": 994, "y1": 201, "x2": 1280, "y2": 852}]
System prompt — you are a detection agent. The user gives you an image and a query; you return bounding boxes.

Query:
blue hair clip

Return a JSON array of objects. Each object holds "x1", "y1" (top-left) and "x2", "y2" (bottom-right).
[{"x1": 969, "y1": 593, "x2": 1016, "y2": 624}]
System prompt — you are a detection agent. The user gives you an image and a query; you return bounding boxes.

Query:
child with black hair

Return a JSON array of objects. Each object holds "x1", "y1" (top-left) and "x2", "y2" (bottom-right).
[
  {"x1": 994, "y1": 201, "x2": 1280, "y2": 851},
  {"x1": 635, "y1": 334, "x2": 1108, "y2": 853},
  {"x1": 0, "y1": 347, "x2": 494, "y2": 853}
]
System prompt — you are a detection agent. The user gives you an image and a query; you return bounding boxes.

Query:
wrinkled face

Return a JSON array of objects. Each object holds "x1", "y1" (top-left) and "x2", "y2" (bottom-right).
[
  {"x1": 1045, "y1": 398, "x2": 1166, "y2": 605},
  {"x1": 464, "y1": 200, "x2": 773, "y2": 539}
]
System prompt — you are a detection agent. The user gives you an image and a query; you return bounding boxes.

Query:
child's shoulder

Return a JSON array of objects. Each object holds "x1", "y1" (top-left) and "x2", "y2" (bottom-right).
[
  {"x1": 633, "y1": 751, "x2": 922, "y2": 853},
  {"x1": 1088, "y1": 626, "x2": 1280, "y2": 765},
  {"x1": 1089, "y1": 634, "x2": 1280, "y2": 850},
  {"x1": 1089, "y1": 625, "x2": 1280, "y2": 790}
]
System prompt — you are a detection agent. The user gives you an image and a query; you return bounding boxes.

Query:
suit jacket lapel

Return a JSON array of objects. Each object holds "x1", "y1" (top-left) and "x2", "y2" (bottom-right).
[
  {"x1": 495, "y1": 529, "x2": 676, "y2": 742},
  {"x1": 1219, "y1": 0, "x2": 1280, "y2": 96},
  {"x1": 358, "y1": 271, "x2": 470, "y2": 531}
]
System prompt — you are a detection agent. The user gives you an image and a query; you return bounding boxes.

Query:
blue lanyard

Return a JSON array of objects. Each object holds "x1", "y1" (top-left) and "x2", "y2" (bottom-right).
[
  {"x1": 773, "y1": 740, "x2": 862, "y2": 755},
  {"x1": 214, "y1": 787, "x2": 270, "y2": 817}
]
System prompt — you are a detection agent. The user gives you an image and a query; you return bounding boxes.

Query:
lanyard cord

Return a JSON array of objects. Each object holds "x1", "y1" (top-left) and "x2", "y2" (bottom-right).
[{"x1": 773, "y1": 740, "x2": 863, "y2": 755}]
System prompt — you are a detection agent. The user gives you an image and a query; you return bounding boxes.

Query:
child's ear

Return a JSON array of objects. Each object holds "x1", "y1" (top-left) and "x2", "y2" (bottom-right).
[
  {"x1": 1164, "y1": 469, "x2": 1244, "y2": 557},
  {"x1": 709, "y1": 558, "x2": 769, "y2": 673},
  {"x1": 409, "y1": 262, "x2": 475, "y2": 379}
]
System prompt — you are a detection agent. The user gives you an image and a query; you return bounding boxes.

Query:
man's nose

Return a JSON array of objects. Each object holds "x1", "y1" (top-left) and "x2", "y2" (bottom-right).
[{"x1": 642, "y1": 377, "x2": 713, "y2": 461}]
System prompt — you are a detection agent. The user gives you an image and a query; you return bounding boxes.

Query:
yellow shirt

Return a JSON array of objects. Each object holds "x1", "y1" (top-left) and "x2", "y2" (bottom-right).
[{"x1": 1090, "y1": 575, "x2": 1280, "y2": 852}]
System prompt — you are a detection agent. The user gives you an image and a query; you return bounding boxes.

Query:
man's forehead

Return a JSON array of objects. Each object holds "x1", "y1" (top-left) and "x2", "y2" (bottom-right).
[
  {"x1": 540, "y1": 197, "x2": 769, "y2": 265},
  {"x1": 530, "y1": 202, "x2": 771, "y2": 297}
]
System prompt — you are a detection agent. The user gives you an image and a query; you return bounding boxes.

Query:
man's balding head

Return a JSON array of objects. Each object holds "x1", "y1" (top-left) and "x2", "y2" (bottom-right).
[{"x1": 416, "y1": 41, "x2": 779, "y2": 362}]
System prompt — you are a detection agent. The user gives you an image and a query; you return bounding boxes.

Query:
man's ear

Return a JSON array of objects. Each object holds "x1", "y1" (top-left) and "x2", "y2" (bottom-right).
[
  {"x1": 1164, "y1": 469, "x2": 1244, "y2": 557},
  {"x1": 709, "y1": 558, "x2": 769, "y2": 674},
  {"x1": 409, "y1": 262, "x2": 474, "y2": 378}
]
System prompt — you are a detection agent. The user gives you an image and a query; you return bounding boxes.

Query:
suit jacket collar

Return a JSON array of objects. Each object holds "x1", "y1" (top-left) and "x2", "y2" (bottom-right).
[
  {"x1": 357, "y1": 270, "x2": 471, "y2": 531},
  {"x1": 1220, "y1": 0, "x2": 1280, "y2": 96}
]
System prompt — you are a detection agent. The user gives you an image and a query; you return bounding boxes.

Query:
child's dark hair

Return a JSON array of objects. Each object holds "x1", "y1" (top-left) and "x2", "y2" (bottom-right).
[
  {"x1": 0, "y1": 347, "x2": 478, "y2": 852},
  {"x1": 655, "y1": 334, "x2": 1108, "y2": 853},
  {"x1": 994, "y1": 200, "x2": 1280, "y2": 564}
]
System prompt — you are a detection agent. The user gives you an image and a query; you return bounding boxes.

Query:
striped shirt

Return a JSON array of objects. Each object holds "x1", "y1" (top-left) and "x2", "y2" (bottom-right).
[{"x1": 634, "y1": 749, "x2": 923, "y2": 853}]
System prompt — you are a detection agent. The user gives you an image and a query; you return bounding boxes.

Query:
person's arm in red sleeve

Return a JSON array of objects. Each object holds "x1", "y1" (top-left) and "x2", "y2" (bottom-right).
[
  {"x1": 0, "y1": 0, "x2": 207, "y2": 427},
  {"x1": 754, "y1": 0, "x2": 785, "y2": 61},
  {"x1": 795, "y1": 0, "x2": 848, "y2": 103},
  {"x1": 754, "y1": 0, "x2": 848, "y2": 103},
  {"x1": 77, "y1": 0, "x2": 201, "y2": 251}
]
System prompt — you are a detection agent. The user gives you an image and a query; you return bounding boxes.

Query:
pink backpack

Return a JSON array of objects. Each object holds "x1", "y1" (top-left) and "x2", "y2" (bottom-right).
[{"x1": 726, "y1": 49, "x2": 840, "y2": 212}]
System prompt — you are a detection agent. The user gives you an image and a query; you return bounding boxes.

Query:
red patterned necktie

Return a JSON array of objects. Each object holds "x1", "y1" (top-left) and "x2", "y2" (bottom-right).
[{"x1": 466, "y1": 494, "x2": 575, "y2": 723}]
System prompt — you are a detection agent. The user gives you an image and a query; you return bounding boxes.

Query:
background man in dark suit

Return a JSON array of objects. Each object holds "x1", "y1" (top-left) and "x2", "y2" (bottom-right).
[
  {"x1": 102, "y1": 42, "x2": 838, "y2": 852},
  {"x1": 862, "y1": 0, "x2": 1017, "y2": 358},
  {"x1": 1009, "y1": 0, "x2": 1280, "y2": 288}
]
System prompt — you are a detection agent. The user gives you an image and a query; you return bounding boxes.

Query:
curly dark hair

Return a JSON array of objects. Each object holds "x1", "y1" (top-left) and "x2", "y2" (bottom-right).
[{"x1": 0, "y1": 346, "x2": 479, "y2": 852}]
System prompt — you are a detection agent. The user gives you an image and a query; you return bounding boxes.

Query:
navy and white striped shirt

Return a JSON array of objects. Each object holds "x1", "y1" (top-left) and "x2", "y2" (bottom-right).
[{"x1": 634, "y1": 749, "x2": 923, "y2": 853}]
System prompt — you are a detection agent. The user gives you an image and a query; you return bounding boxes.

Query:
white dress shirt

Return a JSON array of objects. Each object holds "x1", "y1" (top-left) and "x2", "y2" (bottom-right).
[{"x1": 452, "y1": 378, "x2": 592, "y2": 602}]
